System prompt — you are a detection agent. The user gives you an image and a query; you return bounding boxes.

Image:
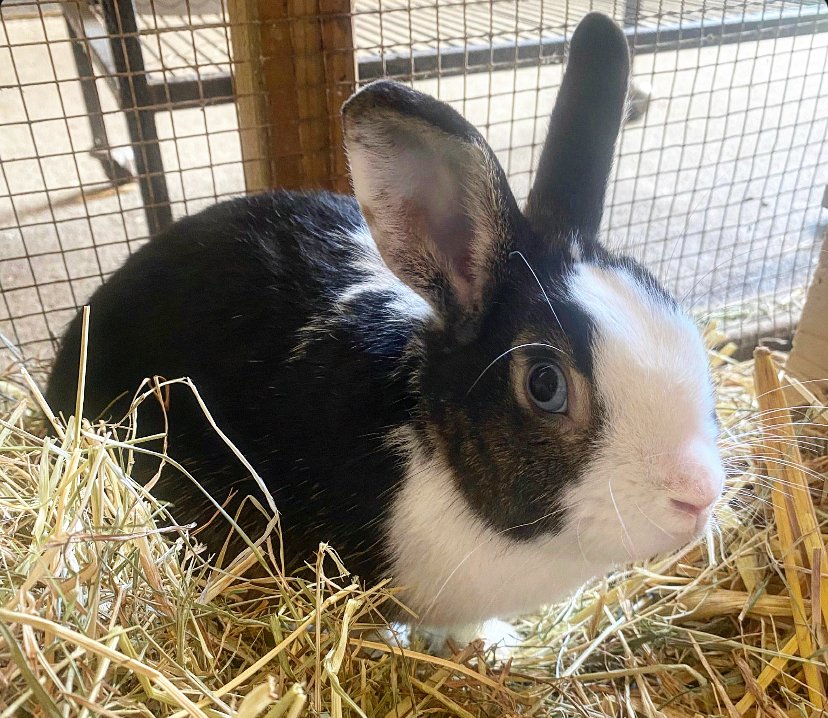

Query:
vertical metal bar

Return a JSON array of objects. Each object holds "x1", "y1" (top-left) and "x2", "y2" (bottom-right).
[
  {"x1": 65, "y1": 14, "x2": 111, "y2": 153},
  {"x1": 623, "y1": 0, "x2": 640, "y2": 28},
  {"x1": 623, "y1": 0, "x2": 642, "y2": 123},
  {"x1": 101, "y1": 0, "x2": 172, "y2": 234}
]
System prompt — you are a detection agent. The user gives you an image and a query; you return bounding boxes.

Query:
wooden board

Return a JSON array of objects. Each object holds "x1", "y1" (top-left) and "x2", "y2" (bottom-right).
[
  {"x1": 786, "y1": 231, "x2": 828, "y2": 399},
  {"x1": 226, "y1": 0, "x2": 356, "y2": 193},
  {"x1": 226, "y1": 0, "x2": 270, "y2": 193}
]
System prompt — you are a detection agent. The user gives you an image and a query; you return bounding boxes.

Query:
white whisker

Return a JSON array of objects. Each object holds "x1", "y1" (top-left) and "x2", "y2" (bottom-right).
[
  {"x1": 608, "y1": 477, "x2": 635, "y2": 558},
  {"x1": 466, "y1": 341, "x2": 564, "y2": 395},
  {"x1": 509, "y1": 249, "x2": 567, "y2": 339},
  {"x1": 633, "y1": 501, "x2": 677, "y2": 539}
]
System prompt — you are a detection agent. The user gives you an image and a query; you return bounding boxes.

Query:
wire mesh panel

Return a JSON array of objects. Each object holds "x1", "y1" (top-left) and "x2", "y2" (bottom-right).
[
  {"x1": 1, "y1": 0, "x2": 245, "y2": 360},
  {"x1": 1, "y1": 0, "x2": 826, "y2": 362}
]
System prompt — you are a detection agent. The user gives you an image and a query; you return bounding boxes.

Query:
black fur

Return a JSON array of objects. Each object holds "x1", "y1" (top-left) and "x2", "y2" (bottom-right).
[
  {"x1": 47, "y1": 192, "x2": 420, "y2": 579},
  {"x1": 525, "y1": 13, "x2": 630, "y2": 241},
  {"x1": 46, "y1": 188, "x2": 604, "y2": 571}
]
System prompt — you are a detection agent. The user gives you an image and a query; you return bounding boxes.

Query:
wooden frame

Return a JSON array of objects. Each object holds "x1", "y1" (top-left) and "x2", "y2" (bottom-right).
[{"x1": 228, "y1": 0, "x2": 356, "y2": 195}]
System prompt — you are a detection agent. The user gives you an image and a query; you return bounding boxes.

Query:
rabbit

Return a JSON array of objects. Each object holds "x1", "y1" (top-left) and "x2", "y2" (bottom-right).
[{"x1": 46, "y1": 13, "x2": 724, "y2": 647}]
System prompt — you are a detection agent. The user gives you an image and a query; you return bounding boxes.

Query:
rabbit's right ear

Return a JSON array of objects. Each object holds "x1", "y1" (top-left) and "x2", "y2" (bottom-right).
[
  {"x1": 342, "y1": 81, "x2": 523, "y2": 322},
  {"x1": 525, "y1": 13, "x2": 630, "y2": 244}
]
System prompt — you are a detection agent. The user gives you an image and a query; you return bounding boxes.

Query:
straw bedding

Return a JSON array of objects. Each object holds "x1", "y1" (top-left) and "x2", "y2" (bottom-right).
[{"x1": 0, "y1": 326, "x2": 825, "y2": 717}]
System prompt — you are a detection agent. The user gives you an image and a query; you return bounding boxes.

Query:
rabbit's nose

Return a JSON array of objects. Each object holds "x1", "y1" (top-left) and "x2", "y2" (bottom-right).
[{"x1": 661, "y1": 440, "x2": 724, "y2": 515}]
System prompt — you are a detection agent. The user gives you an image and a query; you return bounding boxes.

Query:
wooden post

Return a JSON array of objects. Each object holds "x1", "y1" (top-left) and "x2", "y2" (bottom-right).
[
  {"x1": 785, "y1": 231, "x2": 828, "y2": 400},
  {"x1": 227, "y1": 0, "x2": 357, "y2": 194},
  {"x1": 227, "y1": 0, "x2": 271, "y2": 194}
]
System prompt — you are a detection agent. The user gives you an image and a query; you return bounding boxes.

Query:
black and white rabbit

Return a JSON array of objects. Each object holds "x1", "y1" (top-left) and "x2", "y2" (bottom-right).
[{"x1": 46, "y1": 14, "x2": 723, "y2": 643}]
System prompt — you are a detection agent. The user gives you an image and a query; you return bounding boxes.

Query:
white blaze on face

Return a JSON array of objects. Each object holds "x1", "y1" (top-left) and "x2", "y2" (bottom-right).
[{"x1": 565, "y1": 262, "x2": 724, "y2": 562}]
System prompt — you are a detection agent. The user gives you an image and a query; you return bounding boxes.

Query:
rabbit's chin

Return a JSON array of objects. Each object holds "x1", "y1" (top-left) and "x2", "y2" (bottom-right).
[{"x1": 565, "y1": 497, "x2": 712, "y2": 569}]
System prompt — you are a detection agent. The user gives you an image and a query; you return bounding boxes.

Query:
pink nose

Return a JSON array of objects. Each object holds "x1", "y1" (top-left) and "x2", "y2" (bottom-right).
[{"x1": 662, "y1": 442, "x2": 723, "y2": 516}]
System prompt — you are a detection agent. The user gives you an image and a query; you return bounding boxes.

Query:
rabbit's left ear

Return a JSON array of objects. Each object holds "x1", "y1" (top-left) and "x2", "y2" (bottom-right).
[{"x1": 342, "y1": 81, "x2": 523, "y2": 320}]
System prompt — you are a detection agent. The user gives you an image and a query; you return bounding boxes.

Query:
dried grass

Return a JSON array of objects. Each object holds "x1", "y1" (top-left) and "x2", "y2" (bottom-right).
[{"x1": 0, "y1": 323, "x2": 825, "y2": 717}]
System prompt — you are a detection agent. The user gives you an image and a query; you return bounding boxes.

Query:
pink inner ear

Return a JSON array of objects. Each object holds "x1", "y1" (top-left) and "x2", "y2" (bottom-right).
[
  {"x1": 405, "y1": 147, "x2": 476, "y2": 261},
  {"x1": 427, "y1": 211, "x2": 476, "y2": 285},
  {"x1": 399, "y1": 171, "x2": 478, "y2": 307}
]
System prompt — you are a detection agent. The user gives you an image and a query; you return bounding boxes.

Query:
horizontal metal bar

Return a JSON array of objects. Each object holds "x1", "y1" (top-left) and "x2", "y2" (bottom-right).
[
  {"x1": 357, "y1": 4, "x2": 828, "y2": 80},
  {"x1": 629, "y1": 4, "x2": 828, "y2": 53},
  {"x1": 147, "y1": 73, "x2": 234, "y2": 109},
  {"x1": 63, "y1": 3, "x2": 827, "y2": 108}
]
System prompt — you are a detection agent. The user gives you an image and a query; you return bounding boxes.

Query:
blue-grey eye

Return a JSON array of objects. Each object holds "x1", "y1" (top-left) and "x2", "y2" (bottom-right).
[{"x1": 526, "y1": 362, "x2": 568, "y2": 413}]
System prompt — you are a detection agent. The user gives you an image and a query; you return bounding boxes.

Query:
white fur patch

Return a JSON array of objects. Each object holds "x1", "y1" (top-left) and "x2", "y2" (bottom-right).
[
  {"x1": 563, "y1": 263, "x2": 723, "y2": 563},
  {"x1": 290, "y1": 225, "x2": 433, "y2": 360},
  {"x1": 387, "y1": 429, "x2": 606, "y2": 629},
  {"x1": 334, "y1": 226, "x2": 433, "y2": 320},
  {"x1": 386, "y1": 618, "x2": 520, "y2": 660}
]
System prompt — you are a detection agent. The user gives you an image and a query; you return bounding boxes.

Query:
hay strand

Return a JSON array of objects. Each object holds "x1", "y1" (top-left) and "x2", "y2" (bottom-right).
[{"x1": 753, "y1": 348, "x2": 828, "y2": 627}]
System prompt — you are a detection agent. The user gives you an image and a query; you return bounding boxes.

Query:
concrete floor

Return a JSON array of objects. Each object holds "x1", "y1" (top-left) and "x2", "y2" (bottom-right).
[{"x1": 0, "y1": 7, "x2": 826, "y2": 360}]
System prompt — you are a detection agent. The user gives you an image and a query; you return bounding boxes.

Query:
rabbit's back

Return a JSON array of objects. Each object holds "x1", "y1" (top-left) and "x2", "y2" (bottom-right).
[{"x1": 46, "y1": 191, "x2": 420, "y2": 574}]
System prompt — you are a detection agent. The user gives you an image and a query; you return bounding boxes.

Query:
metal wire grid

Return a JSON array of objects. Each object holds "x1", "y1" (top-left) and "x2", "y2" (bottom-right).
[
  {"x1": 1, "y1": 0, "x2": 245, "y2": 360},
  {"x1": 0, "y1": 0, "x2": 826, "y2": 362},
  {"x1": 608, "y1": 23, "x2": 827, "y2": 334}
]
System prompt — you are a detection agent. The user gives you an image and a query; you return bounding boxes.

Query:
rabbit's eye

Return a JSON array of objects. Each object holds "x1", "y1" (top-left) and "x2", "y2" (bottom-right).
[{"x1": 526, "y1": 362, "x2": 568, "y2": 414}]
